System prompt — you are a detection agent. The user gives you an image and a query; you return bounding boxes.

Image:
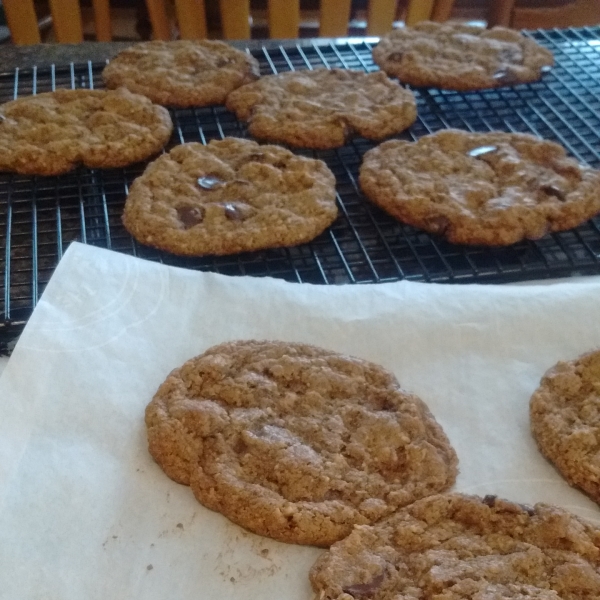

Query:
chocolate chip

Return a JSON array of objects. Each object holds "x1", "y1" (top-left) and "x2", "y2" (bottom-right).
[
  {"x1": 493, "y1": 69, "x2": 519, "y2": 86},
  {"x1": 197, "y1": 175, "x2": 225, "y2": 190},
  {"x1": 224, "y1": 202, "x2": 254, "y2": 222},
  {"x1": 498, "y1": 48, "x2": 522, "y2": 65},
  {"x1": 541, "y1": 65, "x2": 552, "y2": 74},
  {"x1": 468, "y1": 145, "x2": 498, "y2": 159},
  {"x1": 482, "y1": 494, "x2": 497, "y2": 507},
  {"x1": 343, "y1": 574, "x2": 384, "y2": 598},
  {"x1": 520, "y1": 503, "x2": 536, "y2": 516},
  {"x1": 425, "y1": 215, "x2": 450, "y2": 235},
  {"x1": 387, "y1": 52, "x2": 403, "y2": 62},
  {"x1": 177, "y1": 205, "x2": 205, "y2": 229},
  {"x1": 540, "y1": 184, "x2": 566, "y2": 202},
  {"x1": 0, "y1": 114, "x2": 5, "y2": 123},
  {"x1": 324, "y1": 490, "x2": 344, "y2": 501},
  {"x1": 246, "y1": 152, "x2": 266, "y2": 162},
  {"x1": 215, "y1": 57, "x2": 233, "y2": 68},
  {"x1": 233, "y1": 437, "x2": 247, "y2": 454}
]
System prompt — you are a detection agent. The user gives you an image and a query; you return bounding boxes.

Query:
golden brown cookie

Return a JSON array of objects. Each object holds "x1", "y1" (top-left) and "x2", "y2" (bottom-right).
[
  {"x1": 145, "y1": 340, "x2": 458, "y2": 546},
  {"x1": 373, "y1": 21, "x2": 554, "y2": 91},
  {"x1": 123, "y1": 138, "x2": 338, "y2": 256},
  {"x1": 102, "y1": 40, "x2": 260, "y2": 108},
  {"x1": 310, "y1": 492, "x2": 600, "y2": 599},
  {"x1": 0, "y1": 88, "x2": 172, "y2": 176},
  {"x1": 359, "y1": 129, "x2": 600, "y2": 246},
  {"x1": 531, "y1": 349, "x2": 600, "y2": 505},
  {"x1": 225, "y1": 69, "x2": 417, "y2": 149}
]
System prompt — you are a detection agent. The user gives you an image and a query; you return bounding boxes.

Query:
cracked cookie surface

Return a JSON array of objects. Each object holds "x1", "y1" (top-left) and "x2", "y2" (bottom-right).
[
  {"x1": 359, "y1": 129, "x2": 600, "y2": 246},
  {"x1": 310, "y1": 492, "x2": 600, "y2": 600},
  {"x1": 103, "y1": 40, "x2": 260, "y2": 107},
  {"x1": 145, "y1": 340, "x2": 458, "y2": 546},
  {"x1": 0, "y1": 88, "x2": 172, "y2": 176},
  {"x1": 531, "y1": 349, "x2": 600, "y2": 506},
  {"x1": 373, "y1": 21, "x2": 554, "y2": 91},
  {"x1": 123, "y1": 138, "x2": 338, "y2": 256},
  {"x1": 225, "y1": 69, "x2": 417, "y2": 149}
]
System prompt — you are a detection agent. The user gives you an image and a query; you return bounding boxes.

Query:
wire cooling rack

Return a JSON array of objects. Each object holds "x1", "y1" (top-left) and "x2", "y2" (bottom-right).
[{"x1": 1, "y1": 27, "x2": 600, "y2": 349}]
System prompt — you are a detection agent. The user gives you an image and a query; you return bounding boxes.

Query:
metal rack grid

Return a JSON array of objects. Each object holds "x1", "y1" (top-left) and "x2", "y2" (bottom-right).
[{"x1": 2, "y1": 27, "x2": 600, "y2": 349}]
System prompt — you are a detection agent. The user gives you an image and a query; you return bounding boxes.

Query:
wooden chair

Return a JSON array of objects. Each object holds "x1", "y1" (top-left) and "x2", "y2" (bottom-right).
[
  {"x1": 430, "y1": 0, "x2": 600, "y2": 28},
  {"x1": 2, "y1": 0, "x2": 173, "y2": 44}
]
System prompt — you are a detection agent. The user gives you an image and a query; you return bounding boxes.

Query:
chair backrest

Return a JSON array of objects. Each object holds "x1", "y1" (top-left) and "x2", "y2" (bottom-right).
[
  {"x1": 159, "y1": 0, "x2": 439, "y2": 41},
  {"x1": 3, "y1": 0, "x2": 439, "y2": 46},
  {"x1": 4, "y1": 0, "x2": 113, "y2": 44}
]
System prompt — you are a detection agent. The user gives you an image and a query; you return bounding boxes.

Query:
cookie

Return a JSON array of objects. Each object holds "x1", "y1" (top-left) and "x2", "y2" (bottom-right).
[
  {"x1": 310, "y1": 492, "x2": 600, "y2": 599},
  {"x1": 531, "y1": 349, "x2": 600, "y2": 505},
  {"x1": 359, "y1": 129, "x2": 600, "y2": 246},
  {"x1": 123, "y1": 138, "x2": 338, "y2": 256},
  {"x1": 145, "y1": 340, "x2": 458, "y2": 546},
  {"x1": 0, "y1": 88, "x2": 172, "y2": 176},
  {"x1": 102, "y1": 40, "x2": 260, "y2": 108},
  {"x1": 225, "y1": 69, "x2": 417, "y2": 149},
  {"x1": 373, "y1": 21, "x2": 554, "y2": 91}
]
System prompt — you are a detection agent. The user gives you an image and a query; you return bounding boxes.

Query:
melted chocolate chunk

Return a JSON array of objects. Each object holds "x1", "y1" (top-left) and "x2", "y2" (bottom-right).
[
  {"x1": 482, "y1": 494, "x2": 497, "y2": 507},
  {"x1": 197, "y1": 175, "x2": 225, "y2": 190},
  {"x1": 177, "y1": 205, "x2": 205, "y2": 229},
  {"x1": 493, "y1": 69, "x2": 519, "y2": 86},
  {"x1": 541, "y1": 65, "x2": 552, "y2": 74},
  {"x1": 343, "y1": 574, "x2": 385, "y2": 598},
  {"x1": 224, "y1": 202, "x2": 253, "y2": 222},
  {"x1": 215, "y1": 57, "x2": 234, "y2": 68},
  {"x1": 387, "y1": 52, "x2": 403, "y2": 62},
  {"x1": 425, "y1": 215, "x2": 450, "y2": 235},
  {"x1": 520, "y1": 503, "x2": 536, "y2": 516},
  {"x1": 246, "y1": 152, "x2": 266, "y2": 163},
  {"x1": 498, "y1": 48, "x2": 522, "y2": 65},
  {"x1": 324, "y1": 490, "x2": 344, "y2": 501},
  {"x1": 468, "y1": 145, "x2": 498, "y2": 159},
  {"x1": 540, "y1": 184, "x2": 566, "y2": 202},
  {"x1": 0, "y1": 114, "x2": 5, "y2": 123}
]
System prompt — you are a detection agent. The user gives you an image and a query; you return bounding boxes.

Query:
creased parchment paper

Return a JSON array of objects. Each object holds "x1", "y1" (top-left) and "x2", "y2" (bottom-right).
[{"x1": 2, "y1": 241, "x2": 600, "y2": 599}]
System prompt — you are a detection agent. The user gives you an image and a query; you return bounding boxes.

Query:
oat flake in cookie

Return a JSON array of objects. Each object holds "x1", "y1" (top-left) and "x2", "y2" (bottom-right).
[
  {"x1": 123, "y1": 138, "x2": 338, "y2": 256},
  {"x1": 0, "y1": 88, "x2": 172, "y2": 176},
  {"x1": 373, "y1": 21, "x2": 554, "y2": 91},
  {"x1": 311, "y1": 493, "x2": 600, "y2": 600},
  {"x1": 145, "y1": 340, "x2": 458, "y2": 547},
  {"x1": 225, "y1": 69, "x2": 417, "y2": 149},
  {"x1": 531, "y1": 349, "x2": 600, "y2": 506},
  {"x1": 359, "y1": 129, "x2": 600, "y2": 246},
  {"x1": 102, "y1": 40, "x2": 260, "y2": 107}
]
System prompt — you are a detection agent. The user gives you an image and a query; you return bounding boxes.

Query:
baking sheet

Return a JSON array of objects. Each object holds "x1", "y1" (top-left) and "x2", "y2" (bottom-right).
[{"x1": 1, "y1": 241, "x2": 600, "y2": 599}]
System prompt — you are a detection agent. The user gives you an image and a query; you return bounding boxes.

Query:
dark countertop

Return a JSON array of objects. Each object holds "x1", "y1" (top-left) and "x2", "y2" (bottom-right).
[
  {"x1": 0, "y1": 38, "x2": 373, "y2": 71},
  {"x1": 0, "y1": 42, "x2": 132, "y2": 70}
]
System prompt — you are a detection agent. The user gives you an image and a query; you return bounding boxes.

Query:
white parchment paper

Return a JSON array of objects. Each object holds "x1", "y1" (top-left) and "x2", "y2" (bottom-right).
[{"x1": 2, "y1": 241, "x2": 600, "y2": 599}]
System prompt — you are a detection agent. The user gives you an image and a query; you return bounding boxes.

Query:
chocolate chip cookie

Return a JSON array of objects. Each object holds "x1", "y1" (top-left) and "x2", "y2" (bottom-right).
[
  {"x1": 123, "y1": 138, "x2": 338, "y2": 256},
  {"x1": 531, "y1": 349, "x2": 600, "y2": 505},
  {"x1": 102, "y1": 40, "x2": 260, "y2": 107},
  {"x1": 145, "y1": 340, "x2": 458, "y2": 546},
  {"x1": 359, "y1": 129, "x2": 600, "y2": 246},
  {"x1": 310, "y1": 492, "x2": 600, "y2": 599},
  {"x1": 0, "y1": 88, "x2": 172, "y2": 176},
  {"x1": 373, "y1": 21, "x2": 554, "y2": 91},
  {"x1": 225, "y1": 69, "x2": 417, "y2": 149}
]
